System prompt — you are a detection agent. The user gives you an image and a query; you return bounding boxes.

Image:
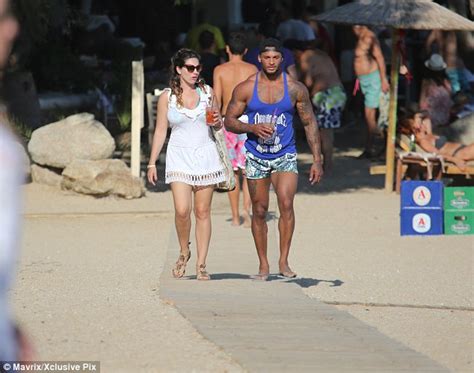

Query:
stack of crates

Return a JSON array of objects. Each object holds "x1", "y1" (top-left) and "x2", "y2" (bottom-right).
[
  {"x1": 444, "y1": 187, "x2": 474, "y2": 235},
  {"x1": 400, "y1": 181, "x2": 444, "y2": 236}
]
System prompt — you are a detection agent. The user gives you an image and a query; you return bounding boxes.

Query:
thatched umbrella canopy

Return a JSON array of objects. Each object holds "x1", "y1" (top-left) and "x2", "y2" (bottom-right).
[
  {"x1": 315, "y1": 0, "x2": 474, "y2": 30},
  {"x1": 314, "y1": 0, "x2": 474, "y2": 192}
]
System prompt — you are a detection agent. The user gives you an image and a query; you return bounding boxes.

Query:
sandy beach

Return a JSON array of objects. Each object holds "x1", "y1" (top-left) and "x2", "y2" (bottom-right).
[{"x1": 10, "y1": 138, "x2": 473, "y2": 372}]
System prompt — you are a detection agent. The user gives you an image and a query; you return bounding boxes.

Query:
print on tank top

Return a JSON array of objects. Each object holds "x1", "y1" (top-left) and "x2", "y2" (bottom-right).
[{"x1": 253, "y1": 112, "x2": 288, "y2": 154}]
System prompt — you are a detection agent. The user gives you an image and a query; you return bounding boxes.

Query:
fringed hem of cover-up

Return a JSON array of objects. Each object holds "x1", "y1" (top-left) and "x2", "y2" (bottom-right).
[{"x1": 165, "y1": 169, "x2": 226, "y2": 186}]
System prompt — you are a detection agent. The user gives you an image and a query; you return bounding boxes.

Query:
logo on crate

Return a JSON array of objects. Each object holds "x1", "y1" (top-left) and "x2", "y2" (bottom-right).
[
  {"x1": 450, "y1": 197, "x2": 469, "y2": 209},
  {"x1": 412, "y1": 213, "x2": 431, "y2": 233},
  {"x1": 451, "y1": 222, "x2": 470, "y2": 234},
  {"x1": 413, "y1": 186, "x2": 431, "y2": 206}
]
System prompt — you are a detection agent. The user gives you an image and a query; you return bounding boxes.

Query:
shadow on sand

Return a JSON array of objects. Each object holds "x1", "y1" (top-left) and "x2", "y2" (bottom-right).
[{"x1": 182, "y1": 272, "x2": 344, "y2": 289}]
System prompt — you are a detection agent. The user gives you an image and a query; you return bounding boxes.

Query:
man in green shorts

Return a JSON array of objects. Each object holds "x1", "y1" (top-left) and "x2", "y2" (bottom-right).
[{"x1": 353, "y1": 25, "x2": 390, "y2": 158}]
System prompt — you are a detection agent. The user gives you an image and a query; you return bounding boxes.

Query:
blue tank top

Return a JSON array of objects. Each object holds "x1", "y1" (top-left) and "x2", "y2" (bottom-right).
[{"x1": 245, "y1": 72, "x2": 296, "y2": 160}]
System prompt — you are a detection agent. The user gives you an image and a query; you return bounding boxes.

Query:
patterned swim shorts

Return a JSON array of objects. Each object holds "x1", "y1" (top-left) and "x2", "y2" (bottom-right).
[
  {"x1": 312, "y1": 85, "x2": 347, "y2": 129},
  {"x1": 223, "y1": 115, "x2": 248, "y2": 170},
  {"x1": 223, "y1": 128, "x2": 247, "y2": 170},
  {"x1": 246, "y1": 152, "x2": 298, "y2": 180}
]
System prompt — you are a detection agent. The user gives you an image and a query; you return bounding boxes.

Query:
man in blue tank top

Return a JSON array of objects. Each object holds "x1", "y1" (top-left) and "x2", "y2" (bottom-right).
[{"x1": 224, "y1": 38, "x2": 323, "y2": 280}]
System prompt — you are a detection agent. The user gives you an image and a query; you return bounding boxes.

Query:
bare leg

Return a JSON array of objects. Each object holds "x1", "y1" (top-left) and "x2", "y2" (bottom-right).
[
  {"x1": 193, "y1": 185, "x2": 215, "y2": 268},
  {"x1": 320, "y1": 128, "x2": 334, "y2": 174},
  {"x1": 242, "y1": 173, "x2": 252, "y2": 228},
  {"x1": 271, "y1": 172, "x2": 298, "y2": 276},
  {"x1": 227, "y1": 170, "x2": 241, "y2": 226},
  {"x1": 364, "y1": 106, "x2": 379, "y2": 152},
  {"x1": 247, "y1": 178, "x2": 272, "y2": 276},
  {"x1": 456, "y1": 144, "x2": 474, "y2": 161},
  {"x1": 170, "y1": 182, "x2": 193, "y2": 278},
  {"x1": 170, "y1": 182, "x2": 193, "y2": 254}
]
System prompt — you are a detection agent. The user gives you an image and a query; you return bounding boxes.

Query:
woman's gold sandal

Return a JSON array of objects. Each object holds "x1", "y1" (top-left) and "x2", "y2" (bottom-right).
[
  {"x1": 172, "y1": 242, "x2": 191, "y2": 278},
  {"x1": 196, "y1": 264, "x2": 211, "y2": 281}
]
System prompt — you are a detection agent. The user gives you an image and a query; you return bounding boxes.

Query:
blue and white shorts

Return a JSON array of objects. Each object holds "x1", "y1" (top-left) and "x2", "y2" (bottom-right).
[{"x1": 245, "y1": 152, "x2": 298, "y2": 180}]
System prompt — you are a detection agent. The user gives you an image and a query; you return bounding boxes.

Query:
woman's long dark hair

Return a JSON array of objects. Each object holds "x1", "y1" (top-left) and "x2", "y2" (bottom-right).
[{"x1": 169, "y1": 48, "x2": 206, "y2": 108}]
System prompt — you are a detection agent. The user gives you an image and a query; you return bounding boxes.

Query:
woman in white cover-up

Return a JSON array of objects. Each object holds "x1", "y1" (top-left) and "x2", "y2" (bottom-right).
[{"x1": 147, "y1": 49, "x2": 225, "y2": 281}]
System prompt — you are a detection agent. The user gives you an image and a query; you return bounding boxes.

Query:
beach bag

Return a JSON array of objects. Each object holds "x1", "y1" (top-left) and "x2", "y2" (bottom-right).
[
  {"x1": 200, "y1": 84, "x2": 235, "y2": 192},
  {"x1": 211, "y1": 127, "x2": 236, "y2": 192}
]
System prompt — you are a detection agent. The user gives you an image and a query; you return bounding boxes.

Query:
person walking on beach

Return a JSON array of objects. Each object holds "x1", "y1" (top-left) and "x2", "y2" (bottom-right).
[
  {"x1": 147, "y1": 49, "x2": 225, "y2": 281},
  {"x1": 353, "y1": 25, "x2": 390, "y2": 158},
  {"x1": 300, "y1": 47, "x2": 346, "y2": 174},
  {"x1": 224, "y1": 38, "x2": 323, "y2": 280},
  {"x1": 213, "y1": 32, "x2": 257, "y2": 227}
]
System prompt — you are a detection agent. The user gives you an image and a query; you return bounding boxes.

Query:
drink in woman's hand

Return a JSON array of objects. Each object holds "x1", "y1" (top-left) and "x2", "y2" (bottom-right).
[{"x1": 206, "y1": 107, "x2": 215, "y2": 126}]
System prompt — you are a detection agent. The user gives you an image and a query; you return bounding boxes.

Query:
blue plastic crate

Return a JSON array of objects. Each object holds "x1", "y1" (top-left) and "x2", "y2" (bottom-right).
[
  {"x1": 401, "y1": 181, "x2": 443, "y2": 209},
  {"x1": 400, "y1": 208, "x2": 443, "y2": 236}
]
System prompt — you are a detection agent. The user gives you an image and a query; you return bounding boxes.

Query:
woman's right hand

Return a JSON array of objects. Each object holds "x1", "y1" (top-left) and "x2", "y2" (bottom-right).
[{"x1": 147, "y1": 166, "x2": 158, "y2": 186}]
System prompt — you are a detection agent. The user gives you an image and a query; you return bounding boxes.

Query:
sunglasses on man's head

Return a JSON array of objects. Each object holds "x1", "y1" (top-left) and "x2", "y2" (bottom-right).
[{"x1": 183, "y1": 64, "x2": 202, "y2": 73}]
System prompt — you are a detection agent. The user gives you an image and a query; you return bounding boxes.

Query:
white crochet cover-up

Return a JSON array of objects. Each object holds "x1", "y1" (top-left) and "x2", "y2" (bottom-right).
[{"x1": 164, "y1": 87, "x2": 226, "y2": 186}]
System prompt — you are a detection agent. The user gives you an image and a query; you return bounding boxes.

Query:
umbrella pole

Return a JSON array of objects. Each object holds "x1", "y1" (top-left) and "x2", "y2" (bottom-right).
[{"x1": 384, "y1": 28, "x2": 401, "y2": 192}]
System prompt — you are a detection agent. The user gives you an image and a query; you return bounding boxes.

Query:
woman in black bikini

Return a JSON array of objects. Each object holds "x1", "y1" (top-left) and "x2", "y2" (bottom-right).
[{"x1": 399, "y1": 108, "x2": 473, "y2": 171}]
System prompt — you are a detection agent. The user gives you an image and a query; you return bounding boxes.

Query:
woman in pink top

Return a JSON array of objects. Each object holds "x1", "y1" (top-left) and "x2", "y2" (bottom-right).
[{"x1": 419, "y1": 54, "x2": 453, "y2": 127}]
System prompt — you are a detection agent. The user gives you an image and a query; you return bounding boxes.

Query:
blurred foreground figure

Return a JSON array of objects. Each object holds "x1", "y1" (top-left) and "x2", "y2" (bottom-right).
[{"x1": 0, "y1": 0, "x2": 33, "y2": 362}]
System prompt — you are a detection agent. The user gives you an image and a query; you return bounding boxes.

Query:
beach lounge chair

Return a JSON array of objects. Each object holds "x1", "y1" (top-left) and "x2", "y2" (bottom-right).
[{"x1": 395, "y1": 134, "x2": 474, "y2": 193}]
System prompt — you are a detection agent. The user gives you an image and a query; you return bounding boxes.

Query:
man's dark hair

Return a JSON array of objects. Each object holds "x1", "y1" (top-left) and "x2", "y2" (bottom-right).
[
  {"x1": 258, "y1": 21, "x2": 277, "y2": 38},
  {"x1": 199, "y1": 30, "x2": 215, "y2": 51},
  {"x1": 259, "y1": 38, "x2": 283, "y2": 55},
  {"x1": 227, "y1": 32, "x2": 247, "y2": 55}
]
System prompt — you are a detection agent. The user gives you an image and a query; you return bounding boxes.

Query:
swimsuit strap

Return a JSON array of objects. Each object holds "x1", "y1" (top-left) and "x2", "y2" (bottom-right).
[
  {"x1": 452, "y1": 144, "x2": 466, "y2": 157},
  {"x1": 252, "y1": 72, "x2": 260, "y2": 101}
]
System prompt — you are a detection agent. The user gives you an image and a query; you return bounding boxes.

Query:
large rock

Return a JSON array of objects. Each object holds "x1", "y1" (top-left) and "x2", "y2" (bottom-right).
[
  {"x1": 31, "y1": 164, "x2": 62, "y2": 187},
  {"x1": 61, "y1": 159, "x2": 145, "y2": 199},
  {"x1": 28, "y1": 113, "x2": 116, "y2": 169}
]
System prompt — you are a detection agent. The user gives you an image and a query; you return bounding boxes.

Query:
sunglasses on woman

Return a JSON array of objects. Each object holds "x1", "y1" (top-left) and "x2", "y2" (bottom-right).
[{"x1": 183, "y1": 64, "x2": 202, "y2": 73}]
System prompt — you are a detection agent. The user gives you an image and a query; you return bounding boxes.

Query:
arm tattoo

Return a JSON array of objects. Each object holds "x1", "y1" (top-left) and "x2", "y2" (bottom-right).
[
  {"x1": 295, "y1": 83, "x2": 322, "y2": 162},
  {"x1": 224, "y1": 85, "x2": 253, "y2": 134}
]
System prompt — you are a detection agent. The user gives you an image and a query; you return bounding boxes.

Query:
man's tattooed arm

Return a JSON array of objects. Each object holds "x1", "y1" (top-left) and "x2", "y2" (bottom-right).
[
  {"x1": 224, "y1": 82, "x2": 253, "y2": 135},
  {"x1": 293, "y1": 81, "x2": 323, "y2": 162}
]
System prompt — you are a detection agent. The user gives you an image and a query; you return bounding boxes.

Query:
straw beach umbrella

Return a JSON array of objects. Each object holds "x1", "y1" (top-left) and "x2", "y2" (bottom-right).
[{"x1": 314, "y1": 0, "x2": 474, "y2": 192}]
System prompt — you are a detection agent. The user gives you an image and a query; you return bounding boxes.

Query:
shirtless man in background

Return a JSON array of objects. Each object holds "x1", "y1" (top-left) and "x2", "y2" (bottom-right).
[
  {"x1": 353, "y1": 25, "x2": 389, "y2": 158},
  {"x1": 300, "y1": 47, "x2": 346, "y2": 174},
  {"x1": 213, "y1": 32, "x2": 257, "y2": 227}
]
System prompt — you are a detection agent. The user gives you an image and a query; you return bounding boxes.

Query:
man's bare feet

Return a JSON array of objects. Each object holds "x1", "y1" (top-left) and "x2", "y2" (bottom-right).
[
  {"x1": 251, "y1": 273, "x2": 269, "y2": 281},
  {"x1": 231, "y1": 216, "x2": 241, "y2": 226},
  {"x1": 279, "y1": 268, "x2": 297, "y2": 278},
  {"x1": 279, "y1": 263, "x2": 297, "y2": 278},
  {"x1": 251, "y1": 264, "x2": 270, "y2": 281}
]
